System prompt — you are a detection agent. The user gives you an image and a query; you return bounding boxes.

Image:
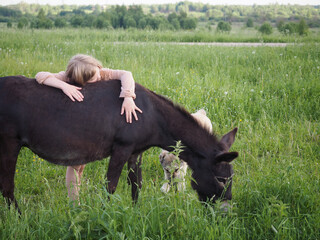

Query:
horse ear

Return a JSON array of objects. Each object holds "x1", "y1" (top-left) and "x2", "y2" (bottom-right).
[
  {"x1": 215, "y1": 152, "x2": 238, "y2": 163},
  {"x1": 220, "y1": 127, "x2": 238, "y2": 151}
]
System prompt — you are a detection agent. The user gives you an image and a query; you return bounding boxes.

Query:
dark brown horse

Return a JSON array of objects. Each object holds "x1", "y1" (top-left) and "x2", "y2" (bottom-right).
[{"x1": 0, "y1": 76, "x2": 238, "y2": 213}]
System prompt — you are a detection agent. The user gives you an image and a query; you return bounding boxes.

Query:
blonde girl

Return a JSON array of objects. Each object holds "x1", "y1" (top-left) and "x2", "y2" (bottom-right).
[{"x1": 35, "y1": 54, "x2": 142, "y2": 203}]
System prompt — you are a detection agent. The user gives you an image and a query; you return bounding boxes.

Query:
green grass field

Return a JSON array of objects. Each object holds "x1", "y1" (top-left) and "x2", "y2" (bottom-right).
[{"x1": 0, "y1": 28, "x2": 319, "y2": 239}]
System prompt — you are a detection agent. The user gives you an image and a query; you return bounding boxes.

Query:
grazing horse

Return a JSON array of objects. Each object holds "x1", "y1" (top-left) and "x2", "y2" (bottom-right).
[{"x1": 0, "y1": 76, "x2": 238, "y2": 212}]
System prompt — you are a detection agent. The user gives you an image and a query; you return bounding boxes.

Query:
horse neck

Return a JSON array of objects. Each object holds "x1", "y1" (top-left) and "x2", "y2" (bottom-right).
[{"x1": 153, "y1": 94, "x2": 224, "y2": 162}]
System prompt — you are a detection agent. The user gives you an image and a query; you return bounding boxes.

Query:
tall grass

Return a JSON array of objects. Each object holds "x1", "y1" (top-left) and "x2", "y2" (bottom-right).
[
  {"x1": 1, "y1": 25, "x2": 319, "y2": 44},
  {"x1": 0, "y1": 28, "x2": 319, "y2": 239}
]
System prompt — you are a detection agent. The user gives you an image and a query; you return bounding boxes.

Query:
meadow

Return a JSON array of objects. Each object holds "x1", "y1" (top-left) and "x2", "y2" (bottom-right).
[{"x1": 0, "y1": 28, "x2": 319, "y2": 239}]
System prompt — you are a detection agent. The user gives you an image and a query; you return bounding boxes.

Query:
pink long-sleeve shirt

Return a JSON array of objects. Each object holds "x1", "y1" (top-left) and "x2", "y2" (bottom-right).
[{"x1": 35, "y1": 68, "x2": 136, "y2": 99}]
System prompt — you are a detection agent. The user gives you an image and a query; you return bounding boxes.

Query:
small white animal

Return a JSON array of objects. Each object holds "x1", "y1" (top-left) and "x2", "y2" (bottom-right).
[{"x1": 159, "y1": 109, "x2": 213, "y2": 193}]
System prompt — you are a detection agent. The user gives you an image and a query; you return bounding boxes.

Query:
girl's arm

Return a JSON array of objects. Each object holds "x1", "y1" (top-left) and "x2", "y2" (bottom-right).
[
  {"x1": 101, "y1": 69, "x2": 142, "y2": 123},
  {"x1": 35, "y1": 72, "x2": 84, "y2": 102}
]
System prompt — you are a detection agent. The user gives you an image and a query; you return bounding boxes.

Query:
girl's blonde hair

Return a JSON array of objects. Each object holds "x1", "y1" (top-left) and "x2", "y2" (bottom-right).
[{"x1": 66, "y1": 54, "x2": 102, "y2": 86}]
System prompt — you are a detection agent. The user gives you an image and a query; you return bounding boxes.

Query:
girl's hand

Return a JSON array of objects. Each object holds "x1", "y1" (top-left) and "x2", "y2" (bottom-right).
[
  {"x1": 62, "y1": 83, "x2": 84, "y2": 102},
  {"x1": 121, "y1": 97, "x2": 143, "y2": 123}
]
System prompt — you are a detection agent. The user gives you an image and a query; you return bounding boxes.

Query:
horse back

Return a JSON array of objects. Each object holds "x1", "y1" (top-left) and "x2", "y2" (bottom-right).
[{"x1": 0, "y1": 76, "x2": 164, "y2": 165}]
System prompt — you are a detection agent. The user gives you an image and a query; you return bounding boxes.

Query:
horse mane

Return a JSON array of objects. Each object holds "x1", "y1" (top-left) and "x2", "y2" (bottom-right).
[
  {"x1": 146, "y1": 88, "x2": 222, "y2": 157},
  {"x1": 151, "y1": 90, "x2": 196, "y2": 120}
]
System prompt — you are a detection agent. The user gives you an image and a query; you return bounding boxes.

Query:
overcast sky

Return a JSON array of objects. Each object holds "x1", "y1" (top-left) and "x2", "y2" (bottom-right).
[{"x1": 1, "y1": 0, "x2": 319, "y2": 6}]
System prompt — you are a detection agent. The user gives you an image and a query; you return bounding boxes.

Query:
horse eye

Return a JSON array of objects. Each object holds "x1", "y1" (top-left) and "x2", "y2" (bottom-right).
[{"x1": 217, "y1": 177, "x2": 227, "y2": 184}]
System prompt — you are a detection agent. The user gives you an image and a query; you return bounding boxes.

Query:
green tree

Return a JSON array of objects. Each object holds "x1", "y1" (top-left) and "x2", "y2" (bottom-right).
[
  {"x1": 17, "y1": 21, "x2": 24, "y2": 29},
  {"x1": 176, "y1": 11, "x2": 197, "y2": 30},
  {"x1": 37, "y1": 8, "x2": 46, "y2": 20},
  {"x1": 297, "y1": 18, "x2": 308, "y2": 35},
  {"x1": 17, "y1": 17, "x2": 28, "y2": 29},
  {"x1": 0, "y1": 6, "x2": 22, "y2": 18},
  {"x1": 124, "y1": 16, "x2": 136, "y2": 28},
  {"x1": 217, "y1": 21, "x2": 231, "y2": 32},
  {"x1": 259, "y1": 22, "x2": 273, "y2": 35},
  {"x1": 94, "y1": 16, "x2": 110, "y2": 29},
  {"x1": 70, "y1": 15, "x2": 83, "y2": 27},
  {"x1": 138, "y1": 18, "x2": 146, "y2": 29},
  {"x1": 168, "y1": 12, "x2": 178, "y2": 23},
  {"x1": 7, "y1": 20, "x2": 12, "y2": 28},
  {"x1": 81, "y1": 15, "x2": 95, "y2": 28},
  {"x1": 171, "y1": 18, "x2": 180, "y2": 30},
  {"x1": 127, "y1": 5, "x2": 144, "y2": 24},
  {"x1": 283, "y1": 22, "x2": 297, "y2": 35},
  {"x1": 54, "y1": 17, "x2": 67, "y2": 28},
  {"x1": 277, "y1": 20, "x2": 285, "y2": 33},
  {"x1": 181, "y1": 18, "x2": 197, "y2": 30},
  {"x1": 32, "y1": 8, "x2": 53, "y2": 29},
  {"x1": 179, "y1": 11, "x2": 187, "y2": 20},
  {"x1": 246, "y1": 18, "x2": 253, "y2": 27},
  {"x1": 146, "y1": 15, "x2": 162, "y2": 29},
  {"x1": 112, "y1": 5, "x2": 127, "y2": 28}
]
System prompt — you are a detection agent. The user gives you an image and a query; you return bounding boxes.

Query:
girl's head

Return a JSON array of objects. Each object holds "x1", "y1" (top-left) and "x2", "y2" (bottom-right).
[{"x1": 66, "y1": 54, "x2": 102, "y2": 86}]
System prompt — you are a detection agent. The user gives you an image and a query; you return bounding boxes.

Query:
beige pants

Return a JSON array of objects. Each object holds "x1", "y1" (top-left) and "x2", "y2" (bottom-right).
[{"x1": 66, "y1": 164, "x2": 85, "y2": 204}]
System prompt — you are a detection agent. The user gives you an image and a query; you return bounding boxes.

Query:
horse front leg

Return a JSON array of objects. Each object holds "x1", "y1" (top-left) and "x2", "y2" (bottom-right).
[
  {"x1": 106, "y1": 145, "x2": 134, "y2": 196},
  {"x1": 0, "y1": 136, "x2": 21, "y2": 214},
  {"x1": 127, "y1": 153, "x2": 143, "y2": 202}
]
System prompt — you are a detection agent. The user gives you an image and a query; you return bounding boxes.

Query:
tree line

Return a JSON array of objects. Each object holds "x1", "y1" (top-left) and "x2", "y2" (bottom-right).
[
  {"x1": 0, "y1": 1, "x2": 319, "y2": 32},
  {"x1": 1, "y1": 5, "x2": 197, "y2": 30}
]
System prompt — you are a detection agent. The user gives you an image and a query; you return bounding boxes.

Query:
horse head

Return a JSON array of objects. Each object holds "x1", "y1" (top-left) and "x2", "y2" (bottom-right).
[{"x1": 191, "y1": 128, "x2": 238, "y2": 204}]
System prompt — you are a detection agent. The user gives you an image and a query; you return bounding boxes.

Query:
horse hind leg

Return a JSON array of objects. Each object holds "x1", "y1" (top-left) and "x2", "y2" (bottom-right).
[
  {"x1": 127, "y1": 153, "x2": 143, "y2": 202},
  {"x1": 0, "y1": 136, "x2": 21, "y2": 214}
]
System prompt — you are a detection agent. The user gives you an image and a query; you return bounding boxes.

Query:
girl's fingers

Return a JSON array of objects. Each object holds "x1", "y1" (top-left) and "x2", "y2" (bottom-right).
[
  {"x1": 76, "y1": 93, "x2": 83, "y2": 100},
  {"x1": 73, "y1": 94, "x2": 80, "y2": 102},
  {"x1": 135, "y1": 106, "x2": 143, "y2": 113},
  {"x1": 63, "y1": 86, "x2": 84, "y2": 102},
  {"x1": 72, "y1": 90, "x2": 84, "y2": 102},
  {"x1": 121, "y1": 99, "x2": 142, "y2": 123},
  {"x1": 78, "y1": 91, "x2": 84, "y2": 98},
  {"x1": 68, "y1": 94, "x2": 75, "y2": 102},
  {"x1": 76, "y1": 92, "x2": 84, "y2": 101},
  {"x1": 126, "y1": 110, "x2": 132, "y2": 123},
  {"x1": 132, "y1": 110, "x2": 138, "y2": 121}
]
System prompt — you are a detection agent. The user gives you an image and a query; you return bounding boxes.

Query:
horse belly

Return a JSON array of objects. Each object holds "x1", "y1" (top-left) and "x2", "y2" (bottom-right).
[{"x1": 20, "y1": 118, "x2": 113, "y2": 165}]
